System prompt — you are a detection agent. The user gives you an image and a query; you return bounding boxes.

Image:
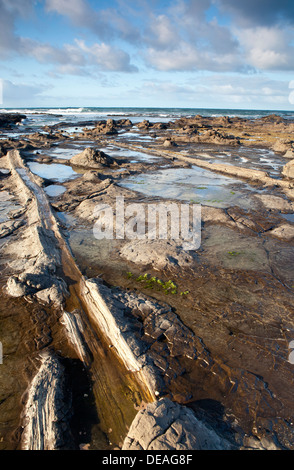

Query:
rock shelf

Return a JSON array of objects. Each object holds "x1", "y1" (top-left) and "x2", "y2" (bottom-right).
[
  {"x1": 3, "y1": 149, "x2": 235, "y2": 450},
  {"x1": 1, "y1": 114, "x2": 294, "y2": 450}
]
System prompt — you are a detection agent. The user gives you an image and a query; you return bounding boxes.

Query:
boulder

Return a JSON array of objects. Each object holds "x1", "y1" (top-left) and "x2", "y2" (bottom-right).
[
  {"x1": 152, "y1": 122, "x2": 167, "y2": 130},
  {"x1": 199, "y1": 129, "x2": 240, "y2": 145},
  {"x1": 116, "y1": 118, "x2": 133, "y2": 127},
  {"x1": 122, "y1": 398, "x2": 234, "y2": 450},
  {"x1": 94, "y1": 119, "x2": 118, "y2": 135},
  {"x1": 6, "y1": 271, "x2": 69, "y2": 307},
  {"x1": 282, "y1": 159, "x2": 294, "y2": 179},
  {"x1": 82, "y1": 170, "x2": 102, "y2": 182},
  {"x1": 272, "y1": 139, "x2": 293, "y2": 153},
  {"x1": 283, "y1": 148, "x2": 294, "y2": 159},
  {"x1": 214, "y1": 116, "x2": 232, "y2": 127},
  {"x1": 137, "y1": 120, "x2": 151, "y2": 129},
  {"x1": 260, "y1": 114, "x2": 284, "y2": 124},
  {"x1": 163, "y1": 139, "x2": 177, "y2": 147},
  {"x1": 6, "y1": 276, "x2": 28, "y2": 297},
  {"x1": 35, "y1": 281, "x2": 68, "y2": 306},
  {"x1": 70, "y1": 147, "x2": 117, "y2": 169}
]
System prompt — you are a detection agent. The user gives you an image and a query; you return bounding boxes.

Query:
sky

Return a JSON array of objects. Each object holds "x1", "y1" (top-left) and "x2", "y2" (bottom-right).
[{"x1": 0, "y1": 0, "x2": 294, "y2": 110}]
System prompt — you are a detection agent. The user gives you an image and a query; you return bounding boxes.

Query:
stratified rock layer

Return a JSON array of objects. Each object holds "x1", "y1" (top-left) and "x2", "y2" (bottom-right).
[
  {"x1": 21, "y1": 351, "x2": 74, "y2": 450},
  {"x1": 5, "y1": 151, "x2": 69, "y2": 307}
]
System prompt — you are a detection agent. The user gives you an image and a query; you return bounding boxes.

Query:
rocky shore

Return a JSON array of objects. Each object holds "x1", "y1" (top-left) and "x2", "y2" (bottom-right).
[{"x1": 0, "y1": 112, "x2": 294, "y2": 450}]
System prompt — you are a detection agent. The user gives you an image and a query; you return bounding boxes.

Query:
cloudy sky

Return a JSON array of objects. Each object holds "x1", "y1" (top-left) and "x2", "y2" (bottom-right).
[{"x1": 0, "y1": 0, "x2": 294, "y2": 109}]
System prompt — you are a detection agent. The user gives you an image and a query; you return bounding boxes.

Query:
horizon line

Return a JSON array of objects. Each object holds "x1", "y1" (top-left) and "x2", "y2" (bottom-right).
[{"x1": 0, "y1": 105, "x2": 293, "y2": 113}]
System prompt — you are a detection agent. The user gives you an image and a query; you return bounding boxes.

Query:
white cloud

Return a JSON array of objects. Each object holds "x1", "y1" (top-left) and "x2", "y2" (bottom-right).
[
  {"x1": 75, "y1": 40, "x2": 138, "y2": 72},
  {"x1": 141, "y1": 2, "x2": 245, "y2": 73},
  {"x1": 140, "y1": 1, "x2": 294, "y2": 73},
  {"x1": 45, "y1": 0, "x2": 141, "y2": 43},
  {"x1": 0, "y1": 0, "x2": 138, "y2": 75},
  {"x1": 45, "y1": 0, "x2": 98, "y2": 29},
  {"x1": 237, "y1": 26, "x2": 294, "y2": 70},
  {"x1": 1, "y1": 0, "x2": 294, "y2": 85},
  {"x1": 23, "y1": 37, "x2": 139, "y2": 73},
  {"x1": 19, "y1": 38, "x2": 86, "y2": 66},
  {"x1": 144, "y1": 14, "x2": 180, "y2": 50},
  {"x1": 145, "y1": 40, "x2": 245, "y2": 73}
]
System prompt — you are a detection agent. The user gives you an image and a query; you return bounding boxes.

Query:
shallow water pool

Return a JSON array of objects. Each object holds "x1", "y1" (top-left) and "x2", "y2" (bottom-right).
[
  {"x1": 119, "y1": 165, "x2": 261, "y2": 209},
  {"x1": 105, "y1": 146, "x2": 160, "y2": 163},
  {"x1": 28, "y1": 161, "x2": 79, "y2": 182},
  {"x1": 44, "y1": 184, "x2": 67, "y2": 197},
  {"x1": 281, "y1": 213, "x2": 294, "y2": 224}
]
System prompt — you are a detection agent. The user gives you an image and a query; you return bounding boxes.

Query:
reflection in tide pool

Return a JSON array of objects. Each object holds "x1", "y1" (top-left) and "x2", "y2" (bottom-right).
[
  {"x1": 281, "y1": 213, "x2": 294, "y2": 224},
  {"x1": 32, "y1": 142, "x2": 94, "y2": 160},
  {"x1": 44, "y1": 184, "x2": 66, "y2": 197},
  {"x1": 119, "y1": 165, "x2": 259, "y2": 209},
  {"x1": 56, "y1": 211, "x2": 78, "y2": 227},
  {"x1": 106, "y1": 146, "x2": 160, "y2": 163},
  {"x1": 28, "y1": 161, "x2": 79, "y2": 182},
  {"x1": 118, "y1": 130, "x2": 155, "y2": 141},
  {"x1": 43, "y1": 147, "x2": 78, "y2": 160}
]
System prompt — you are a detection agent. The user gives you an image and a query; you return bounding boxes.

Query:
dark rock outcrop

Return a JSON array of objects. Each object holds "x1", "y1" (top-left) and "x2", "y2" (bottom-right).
[
  {"x1": 70, "y1": 147, "x2": 117, "y2": 169},
  {"x1": 94, "y1": 119, "x2": 118, "y2": 135},
  {"x1": 0, "y1": 113, "x2": 26, "y2": 129},
  {"x1": 137, "y1": 120, "x2": 151, "y2": 130},
  {"x1": 260, "y1": 114, "x2": 284, "y2": 124}
]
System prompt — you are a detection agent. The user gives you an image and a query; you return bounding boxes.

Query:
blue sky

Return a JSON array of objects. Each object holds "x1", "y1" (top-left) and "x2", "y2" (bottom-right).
[{"x1": 0, "y1": 0, "x2": 294, "y2": 109}]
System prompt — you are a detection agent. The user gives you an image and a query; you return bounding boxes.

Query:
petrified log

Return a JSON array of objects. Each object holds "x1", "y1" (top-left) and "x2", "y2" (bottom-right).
[{"x1": 21, "y1": 351, "x2": 74, "y2": 450}]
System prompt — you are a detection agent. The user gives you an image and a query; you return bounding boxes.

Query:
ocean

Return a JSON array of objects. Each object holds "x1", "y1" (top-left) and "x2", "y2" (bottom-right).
[{"x1": 0, "y1": 106, "x2": 294, "y2": 130}]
